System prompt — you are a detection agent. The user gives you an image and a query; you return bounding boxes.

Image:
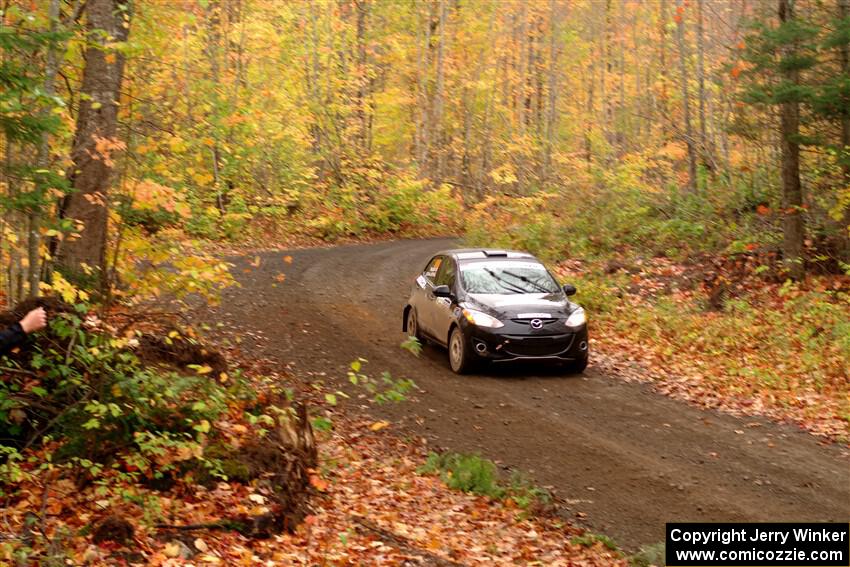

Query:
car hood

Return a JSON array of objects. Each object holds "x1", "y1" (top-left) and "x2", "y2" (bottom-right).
[{"x1": 464, "y1": 292, "x2": 573, "y2": 319}]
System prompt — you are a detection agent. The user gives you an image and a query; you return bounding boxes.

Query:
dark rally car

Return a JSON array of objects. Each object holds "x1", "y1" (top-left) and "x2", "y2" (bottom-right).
[{"x1": 402, "y1": 249, "x2": 588, "y2": 374}]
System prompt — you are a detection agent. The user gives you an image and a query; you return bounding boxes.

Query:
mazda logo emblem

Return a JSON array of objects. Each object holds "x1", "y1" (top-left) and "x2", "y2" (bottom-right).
[{"x1": 530, "y1": 319, "x2": 543, "y2": 329}]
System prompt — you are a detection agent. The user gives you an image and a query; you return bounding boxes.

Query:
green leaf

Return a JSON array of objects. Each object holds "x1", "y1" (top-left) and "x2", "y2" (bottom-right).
[
  {"x1": 311, "y1": 416, "x2": 333, "y2": 431},
  {"x1": 401, "y1": 336, "x2": 422, "y2": 356}
]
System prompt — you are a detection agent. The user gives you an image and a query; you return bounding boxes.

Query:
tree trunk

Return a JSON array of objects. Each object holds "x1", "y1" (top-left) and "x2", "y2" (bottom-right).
[
  {"x1": 5, "y1": 143, "x2": 22, "y2": 304},
  {"x1": 534, "y1": 15, "x2": 545, "y2": 137},
  {"x1": 778, "y1": 0, "x2": 805, "y2": 280},
  {"x1": 517, "y1": 2, "x2": 527, "y2": 136},
  {"x1": 204, "y1": 0, "x2": 226, "y2": 214},
  {"x1": 658, "y1": 0, "x2": 669, "y2": 139},
  {"x1": 603, "y1": 0, "x2": 612, "y2": 151},
  {"x1": 414, "y1": 1, "x2": 432, "y2": 173},
  {"x1": 226, "y1": 0, "x2": 246, "y2": 158},
  {"x1": 432, "y1": 0, "x2": 447, "y2": 182},
  {"x1": 353, "y1": 0, "x2": 370, "y2": 153},
  {"x1": 462, "y1": 1, "x2": 495, "y2": 193},
  {"x1": 696, "y1": 0, "x2": 708, "y2": 161},
  {"x1": 59, "y1": 0, "x2": 131, "y2": 285},
  {"x1": 543, "y1": 0, "x2": 561, "y2": 180},
  {"x1": 839, "y1": 0, "x2": 850, "y2": 256},
  {"x1": 585, "y1": 63, "x2": 594, "y2": 166},
  {"x1": 633, "y1": 9, "x2": 642, "y2": 142},
  {"x1": 617, "y1": 0, "x2": 625, "y2": 151},
  {"x1": 31, "y1": 0, "x2": 62, "y2": 296},
  {"x1": 307, "y1": 0, "x2": 320, "y2": 151},
  {"x1": 675, "y1": 0, "x2": 697, "y2": 194},
  {"x1": 838, "y1": 0, "x2": 850, "y2": 185}
]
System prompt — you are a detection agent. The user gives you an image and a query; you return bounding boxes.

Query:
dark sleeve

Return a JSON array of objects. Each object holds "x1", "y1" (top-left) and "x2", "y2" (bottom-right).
[{"x1": 0, "y1": 323, "x2": 27, "y2": 356}]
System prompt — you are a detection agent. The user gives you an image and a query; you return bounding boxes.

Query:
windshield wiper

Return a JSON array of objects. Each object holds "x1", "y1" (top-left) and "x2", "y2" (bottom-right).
[
  {"x1": 483, "y1": 268, "x2": 526, "y2": 294},
  {"x1": 500, "y1": 270, "x2": 553, "y2": 294}
]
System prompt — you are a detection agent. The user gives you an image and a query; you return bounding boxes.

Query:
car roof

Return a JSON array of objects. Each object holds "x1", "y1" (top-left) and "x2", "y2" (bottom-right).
[{"x1": 433, "y1": 248, "x2": 539, "y2": 261}]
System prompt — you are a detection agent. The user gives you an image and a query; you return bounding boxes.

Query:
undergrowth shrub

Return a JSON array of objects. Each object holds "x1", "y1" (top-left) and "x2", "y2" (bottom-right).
[
  {"x1": 568, "y1": 272, "x2": 628, "y2": 315},
  {"x1": 184, "y1": 202, "x2": 220, "y2": 239},
  {"x1": 221, "y1": 211, "x2": 252, "y2": 240},
  {"x1": 461, "y1": 154, "x2": 803, "y2": 263},
  {"x1": 115, "y1": 225, "x2": 235, "y2": 307},
  {"x1": 418, "y1": 452, "x2": 551, "y2": 513},
  {"x1": 116, "y1": 195, "x2": 181, "y2": 235},
  {"x1": 466, "y1": 193, "x2": 560, "y2": 259},
  {"x1": 570, "y1": 533, "x2": 620, "y2": 551},
  {"x1": 345, "y1": 358, "x2": 416, "y2": 404},
  {"x1": 419, "y1": 452, "x2": 503, "y2": 499},
  {"x1": 578, "y1": 263, "x2": 850, "y2": 434},
  {"x1": 0, "y1": 304, "x2": 240, "y2": 491},
  {"x1": 364, "y1": 177, "x2": 449, "y2": 233},
  {"x1": 303, "y1": 177, "x2": 463, "y2": 240},
  {"x1": 630, "y1": 542, "x2": 666, "y2": 566}
]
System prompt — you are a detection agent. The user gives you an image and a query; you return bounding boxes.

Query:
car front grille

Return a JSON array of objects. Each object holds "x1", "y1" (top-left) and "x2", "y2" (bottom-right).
[
  {"x1": 502, "y1": 334, "x2": 573, "y2": 357},
  {"x1": 510, "y1": 318, "x2": 560, "y2": 327}
]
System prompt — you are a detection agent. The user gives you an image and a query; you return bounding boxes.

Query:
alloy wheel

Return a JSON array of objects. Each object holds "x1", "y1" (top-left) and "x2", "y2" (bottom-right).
[
  {"x1": 408, "y1": 310, "x2": 418, "y2": 338},
  {"x1": 450, "y1": 330, "x2": 463, "y2": 371}
]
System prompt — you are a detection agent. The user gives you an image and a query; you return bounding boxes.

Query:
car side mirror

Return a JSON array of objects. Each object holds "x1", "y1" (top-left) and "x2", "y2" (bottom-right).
[
  {"x1": 433, "y1": 285, "x2": 452, "y2": 298},
  {"x1": 562, "y1": 283, "x2": 577, "y2": 296}
]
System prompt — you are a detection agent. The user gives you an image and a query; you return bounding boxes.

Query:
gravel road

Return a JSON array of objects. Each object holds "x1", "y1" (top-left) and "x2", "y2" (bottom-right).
[{"x1": 206, "y1": 238, "x2": 849, "y2": 550}]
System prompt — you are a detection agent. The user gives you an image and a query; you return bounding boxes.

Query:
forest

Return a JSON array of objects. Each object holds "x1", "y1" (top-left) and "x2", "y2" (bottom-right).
[{"x1": 0, "y1": 0, "x2": 848, "y2": 564}]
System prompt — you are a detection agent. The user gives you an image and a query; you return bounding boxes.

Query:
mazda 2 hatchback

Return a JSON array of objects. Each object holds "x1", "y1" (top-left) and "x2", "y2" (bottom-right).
[{"x1": 402, "y1": 249, "x2": 588, "y2": 374}]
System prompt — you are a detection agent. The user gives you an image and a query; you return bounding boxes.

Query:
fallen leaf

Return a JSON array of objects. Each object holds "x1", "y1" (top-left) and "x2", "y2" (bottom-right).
[
  {"x1": 164, "y1": 542, "x2": 181, "y2": 558},
  {"x1": 309, "y1": 475, "x2": 329, "y2": 492}
]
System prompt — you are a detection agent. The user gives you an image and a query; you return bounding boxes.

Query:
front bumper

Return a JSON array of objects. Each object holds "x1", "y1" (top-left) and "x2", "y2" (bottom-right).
[{"x1": 464, "y1": 320, "x2": 589, "y2": 363}]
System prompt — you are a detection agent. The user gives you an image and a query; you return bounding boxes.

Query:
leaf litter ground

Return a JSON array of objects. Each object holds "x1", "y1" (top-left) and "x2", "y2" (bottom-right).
[{"x1": 2, "y1": 336, "x2": 626, "y2": 566}]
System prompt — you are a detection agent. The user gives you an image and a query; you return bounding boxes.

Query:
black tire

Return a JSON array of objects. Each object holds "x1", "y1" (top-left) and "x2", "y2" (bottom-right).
[
  {"x1": 448, "y1": 326, "x2": 475, "y2": 374},
  {"x1": 406, "y1": 307, "x2": 423, "y2": 342},
  {"x1": 563, "y1": 353, "x2": 589, "y2": 374}
]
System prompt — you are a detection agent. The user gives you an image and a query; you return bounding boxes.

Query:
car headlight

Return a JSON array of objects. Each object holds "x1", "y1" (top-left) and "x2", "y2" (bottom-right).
[
  {"x1": 462, "y1": 308, "x2": 504, "y2": 328},
  {"x1": 565, "y1": 307, "x2": 586, "y2": 328}
]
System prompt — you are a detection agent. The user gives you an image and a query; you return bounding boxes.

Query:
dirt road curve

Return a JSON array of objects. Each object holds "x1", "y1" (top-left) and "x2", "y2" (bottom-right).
[{"x1": 208, "y1": 238, "x2": 849, "y2": 550}]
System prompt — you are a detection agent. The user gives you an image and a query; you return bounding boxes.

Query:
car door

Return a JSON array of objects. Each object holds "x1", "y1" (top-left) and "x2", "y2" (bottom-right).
[
  {"x1": 430, "y1": 256, "x2": 457, "y2": 345},
  {"x1": 414, "y1": 255, "x2": 443, "y2": 337}
]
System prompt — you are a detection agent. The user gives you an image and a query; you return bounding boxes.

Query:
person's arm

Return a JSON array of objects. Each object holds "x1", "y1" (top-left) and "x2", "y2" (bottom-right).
[
  {"x1": 0, "y1": 307, "x2": 47, "y2": 356},
  {"x1": 0, "y1": 322, "x2": 27, "y2": 355}
]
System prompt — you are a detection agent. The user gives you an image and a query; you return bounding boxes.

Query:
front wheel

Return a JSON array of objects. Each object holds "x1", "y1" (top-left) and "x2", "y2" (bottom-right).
[
  {"x1": 406, "y1": 307, "x2": 423, "y2": 341},
  {"x1": 448, "y1": 327, "x2": 475, "y2": 374},
  {"x1": 563, "y1": 353, "x2": 589, "y2": 375}
]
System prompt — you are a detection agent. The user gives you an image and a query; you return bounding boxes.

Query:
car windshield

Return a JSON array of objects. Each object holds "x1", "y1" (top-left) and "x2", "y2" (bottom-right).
[{"x1": 459, "y1": 261, "x2": 561, "y2": 295}]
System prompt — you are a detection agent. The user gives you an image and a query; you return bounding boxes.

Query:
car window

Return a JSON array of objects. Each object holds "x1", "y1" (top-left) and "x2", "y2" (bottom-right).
[
  {"x1": 459, "y1": 260, "x2": 560, "y2": 294},
  {"x1": 434, "y1": 257, "x2": 456, "y2": 287},
  {"x1": 423, "y1": 256, "x2": 443, "y2": 283}
]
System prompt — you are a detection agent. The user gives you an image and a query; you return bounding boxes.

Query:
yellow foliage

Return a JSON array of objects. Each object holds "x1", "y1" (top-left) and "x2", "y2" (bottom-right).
[
  {"x1": 42, "y1": 272, "x2": 89, "y2": 304},
  {"x1": 488, "y1": 164, "x2": 518, "y2": 185},
  {"x1": 655, "y1": 142, "x2": 688, "y2": 162},
  {"x1": 130, "y1": 179, "x2": 190, "y2": 217},
  {"x1": 115, "y1": 226, "x2": 236, "y2": 306},
  {"x1": 168, "y1": 137, "x2": 186, "y2": 152}
]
